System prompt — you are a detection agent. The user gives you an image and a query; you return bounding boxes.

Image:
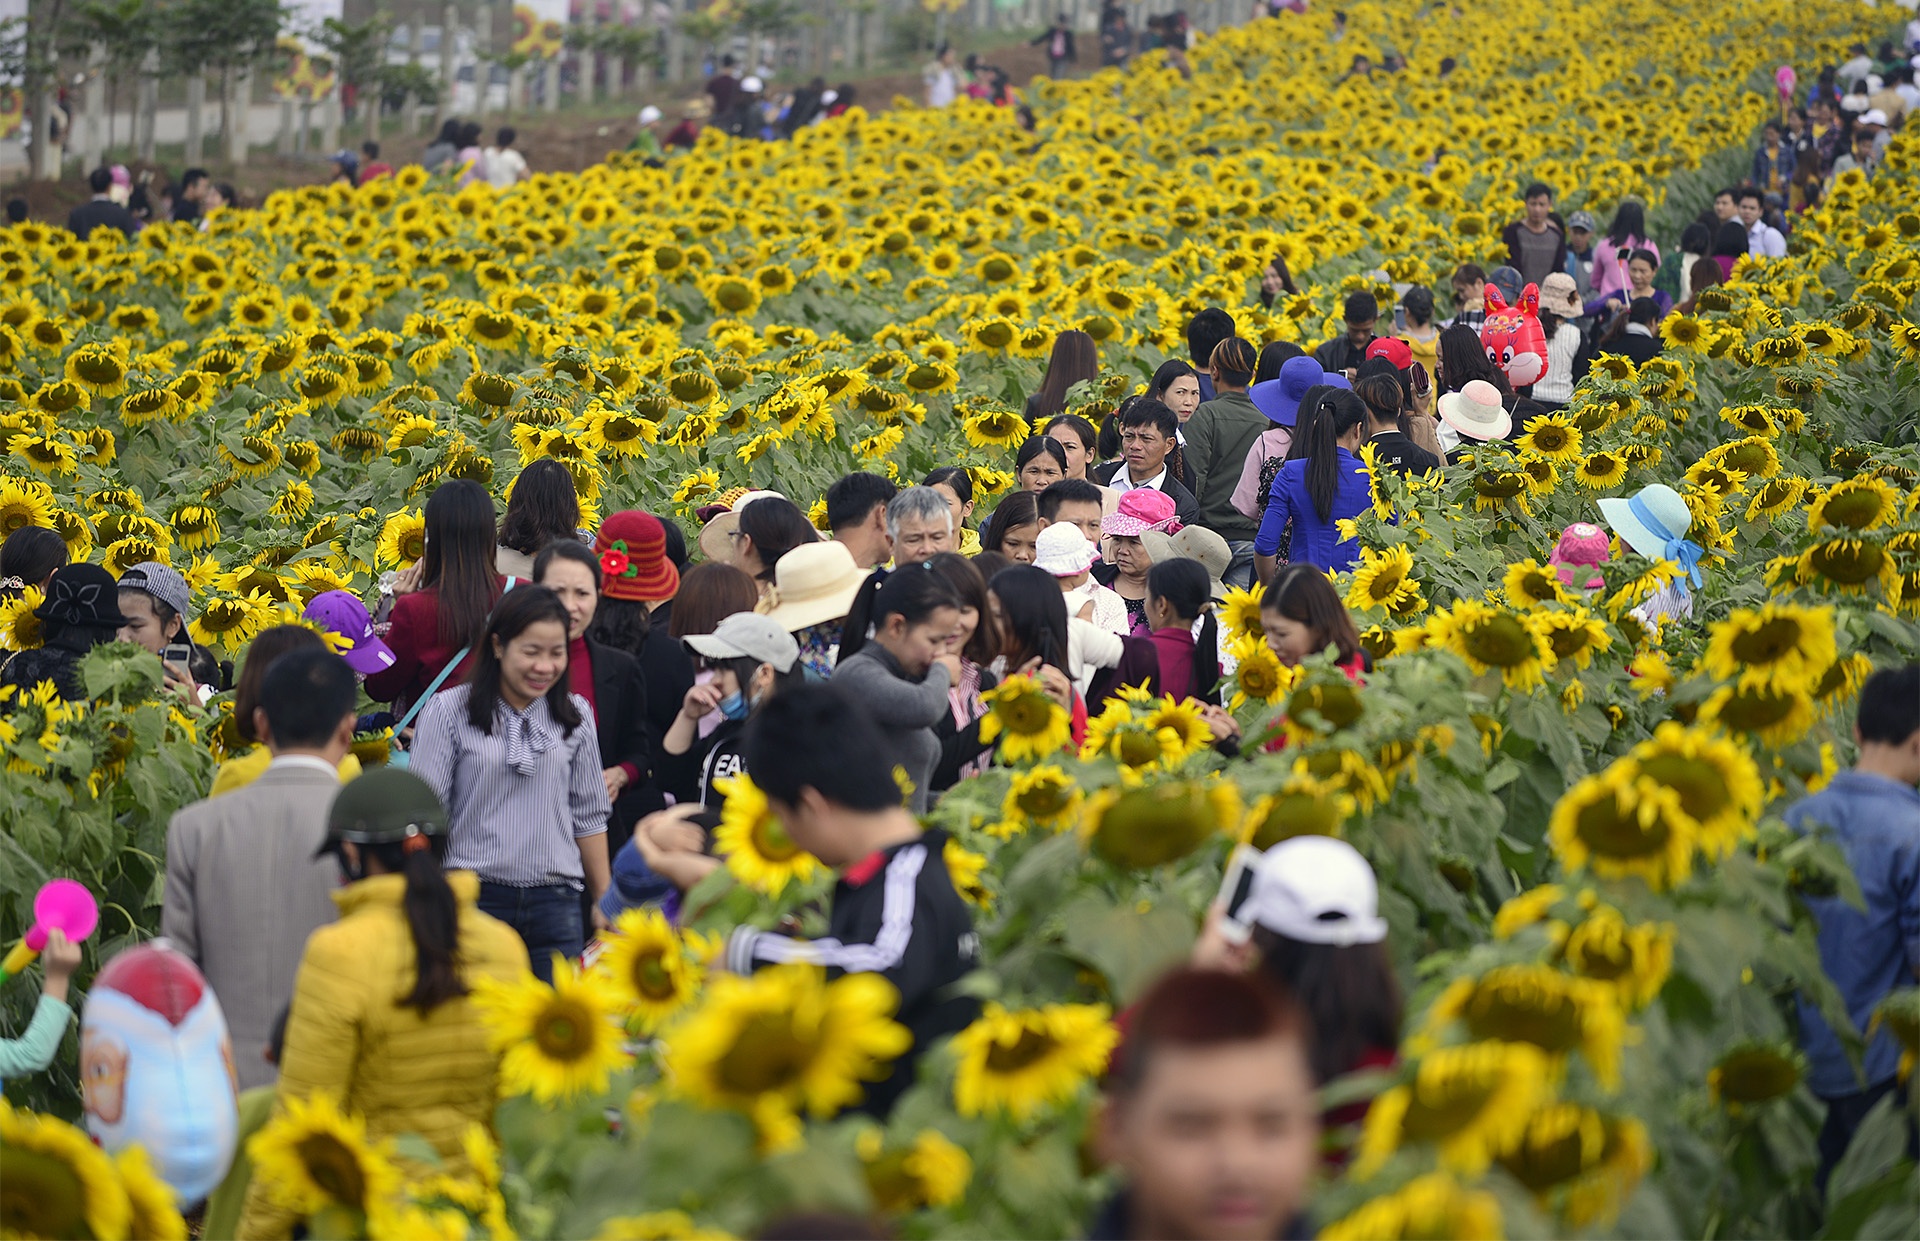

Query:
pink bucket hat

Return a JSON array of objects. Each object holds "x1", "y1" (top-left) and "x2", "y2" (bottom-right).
[
  {"x1": 1101, "y1": 488, "x2": 1179, "y2": 538},
  {"x1": 1549, "y1": 522, "x2": 1612, "y2": 589}
]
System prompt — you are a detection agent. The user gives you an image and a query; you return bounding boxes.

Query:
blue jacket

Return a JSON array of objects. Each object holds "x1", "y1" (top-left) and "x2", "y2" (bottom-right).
[
  {"x1": 1752, "y1": 143, "x2": 1796, "y2": 192},
  {"x1": 1253, "y1": 447, "x2": 1371, "y2": 571},
  {"x1": 1782, "y1": 771, "x2": 1920, "y2": 1098}
]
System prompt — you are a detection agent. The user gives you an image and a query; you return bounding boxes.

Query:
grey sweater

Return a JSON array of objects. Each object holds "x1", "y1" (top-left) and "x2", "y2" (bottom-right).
[{"x1": 830, "y1": 645, "x2": 952, "y2": 813}]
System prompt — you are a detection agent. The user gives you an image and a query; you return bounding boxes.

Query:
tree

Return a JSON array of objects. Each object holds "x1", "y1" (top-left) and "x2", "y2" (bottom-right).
[
  {"x1": 312, "y1": 13, "x2": 390, "y2": 129},
  {"x1": 58, "y1": 0, "x2": 158, "y2": 153},
  {"x1": 157, "y1": 0, "x2": 287, "y2": 158}
]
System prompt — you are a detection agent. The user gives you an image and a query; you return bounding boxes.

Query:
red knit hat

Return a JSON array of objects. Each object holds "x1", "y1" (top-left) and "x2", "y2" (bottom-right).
[{"x1": 594, "y1": 510, "x2": 680, "y2": 602}]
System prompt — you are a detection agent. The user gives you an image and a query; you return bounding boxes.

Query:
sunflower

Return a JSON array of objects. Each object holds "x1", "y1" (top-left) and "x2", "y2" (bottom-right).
[
  {"x1": 376, "y1": 508, "x2": 427, "y2": 569},
  {"x1": 998, "y1": 763, "x2": 1083, "y2": 836},
  {"x1": 188, "y1": 591, "x2": 277, "y2": 652},
  {"x1": 1807, "y1": 477, "x2": 1901, "y2": 533},
  {"x1": 458, "y1": 371, "x2": 519, "y2": 410},
  {"x1": 961, "y1": 405, "x2": 1030, "y2": 449},
  {"x1": 1793, "y1": 536, "x2": 1901, "y2": 598},
  {"x1": 247, "y1": 1090, "x2": 403, "y2": 1219},
  {"x1": 63, "y1": 341, "x2": 129, "y2": 396},
  {"x1": 1080, "y1": 699, "x2": 1187, "y2": 771},
  {"x1": 858, "y1": 1127, "x2": 973, "y2": 1212},
  {"x1": 1218, "y1": 584, "x2": 1265, "y2": 638},
  {"x1": 1492, "y1": 884, "x2": 1568, "y2": 940},
  {"x1": 1420, "y1": 964, "x2": 1629, "y2": 1088},
  {"x1": 14, "y1": 433, "x2": 77, "y2": 474},
  {"x1": 1812, "y1": 651, "x2": 1876, "y2": 709},
  {"x1": 473, "y1": 957, "x2": 629, "y2": 1104},
  {"x1": 713, "y1": 771, "x2": 823, "y2": 896},
  {"x1": 593, "y1": 1210, "x2": 734, "y2": 1240},
  {"x1": 1708, "y1": 1043, "x2": 1804, "y2": 1108},
  {"x1": 597, "y1": 907, "x2": 707, "y2": 1032},
  {"x1": 1227, "y1": 633, "x2": 1294, "y2": 709},
  {"x1": 1240, "y1": 772, "x2": 1355, "y2": 850},
  {"x1": 1346, "y1": 544, "x2": 1420, "y2": 612},
  {"x1": 945, "y1": 838, "x2": 991, "y2": 908},
  {"x1": 1700, "y1": 603, "x2": 1835, "y2": 696},
  {"x1": 1573, "y1": 451, "x2": 1630, "y2": 489},
  {"x1": 662, "y1": 964, "x2": 911, "y2": 1145},
  {"x1": 1500, "y1": 1104, "x2": 1651, "y2": 1228},
  {"x1": 168, "y1": 504, "x2": 222, "y2": 550},
  {"x1": 1080, "y1": 776, "x2": 1241, "y2": 870},
  {"x1": 1548, "y1": 764, "x2": 1698, "y2": 890},
  {"x1": 1516, "y1": 413, "x2": 1582, "y2": 462},
  {"x1": 1501, "y1": 558, "x2": 1570, "y2": 609},
  {"x1": 0, "y1": 1098, "x2": 133, "y2": 1241},
  {"x1": 0, "y1": 477, "x2": 54, "y2": 537},
  {"x1": 1145, "y1": 697, "x2": 1212, "y2": 759},
  {"x1": 0, "y1": 587, "x2": 44, "y2": 651},
  {"x1": 1283, "y1": 675, "x2": 1365, "y2": 743},
  {"x1": 1425, "y1": 599, "x2": 1555, "y2": 690},
  {"x1": 1356, "y1": 1040, "x2": 1552, "y2": 1176},
  {"x1": 1534, "y1": 607, "x2": 1612, "y2": 670},
  {"x1": 115, "y1": 1144, "x2": 188, "y2": 1241},
  {"x1": 978, "y1": 674, "x2": 1073, "y2": 763},
  {"x1": 1627, "y1": 722, "x2": 1763, "y2": 855},
  {"x1": 950, "y1": 1001, "x2": 1117, "y2": 1121},
  {"x1": 1699, "y1": 683, "x2": 1817, "y2": 748},
  {"x1": 1746, "y1": 476, "x2": 1810, "y2": 521},
  {"x1": 1318, "y1": 1173, "x2": 1503, "y2": 1241},
  {"x1": 1559, "y1": 905, "x2": 1675, "y2": 1010}
]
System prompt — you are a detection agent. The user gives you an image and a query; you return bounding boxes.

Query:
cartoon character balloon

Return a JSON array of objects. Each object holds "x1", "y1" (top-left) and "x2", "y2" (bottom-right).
[
  {"x1": 81, "y1": 941, "x2": 239, "y2": 1204},
  {"x1": 1480, "y1": 284, "x2": 1549, "y2": 387}
]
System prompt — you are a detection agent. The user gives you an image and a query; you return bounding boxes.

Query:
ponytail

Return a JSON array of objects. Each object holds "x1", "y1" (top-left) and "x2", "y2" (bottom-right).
[
  {"x1": 1146, "y1": 558, "x2": 1219, "y2": 700},
  {"x1": 837, "y1": 566, "x2": 961, "y2": 663},
  {"x1": 384, "y1": 836, "x2": 468, "y2": 1014},
  {"x1": 1303, "y1": 391, "x2": 1369, "y2": 522}
]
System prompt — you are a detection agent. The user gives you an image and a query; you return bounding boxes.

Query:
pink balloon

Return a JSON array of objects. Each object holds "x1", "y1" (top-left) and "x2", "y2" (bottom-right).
[
  {"x1": 1776, "y1": 65, "x2": 1797, "y2": 97},
  {"x1": 25, "y1": 878, "x2": 98, "y2": 951}
]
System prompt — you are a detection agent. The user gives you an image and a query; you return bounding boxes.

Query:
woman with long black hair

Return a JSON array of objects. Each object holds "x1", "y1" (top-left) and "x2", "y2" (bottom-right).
[
  {"x1": 1023, "y1": 328, "x2": 1099, "y2": 423},
  {"x1": 982, "y1": 490, "x2": 1044, "y2": 564},
  {"x1": 832, "y1": 567, "x2": 963, "y2": 812},
  {"x1": 410, "y1": 586, "x2": 611, "y2": 981},
  {"x1": 928, "y1": 553, "x2": 1000, "y2": 790},
  {"x1": 496, "y1": 459, "x2": 582, "y2": 578},
  {"x1": 367, "y1": 479, "x2": 505, "y2": 712},
  {"x1": 1041, "y1": 413, "x2": 1101, "y2": 481},
  {"x1": 987, "y1": 564, "x2": 1084, "y2": 742},
  {"x1": 1144, "y1": 558, "x2": 1219, "y2": 704},
  {"x1": 237, "y1": 767, "x2": 532, "y2": 1239},
  {"x1": 1254, "y1": 391, "x2": 1373, "y2": 578},
  {"x1": 730, "y1": 495, "x2": 817, "y2": 592}
]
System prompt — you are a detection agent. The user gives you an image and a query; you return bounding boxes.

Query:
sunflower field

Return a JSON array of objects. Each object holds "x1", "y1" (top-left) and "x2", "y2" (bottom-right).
[{"x1": 5, "y1": 0, "x2": 1920, "y2": 1236}]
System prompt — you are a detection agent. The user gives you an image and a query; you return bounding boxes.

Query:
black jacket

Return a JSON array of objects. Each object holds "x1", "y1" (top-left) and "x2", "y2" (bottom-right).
[
  {"x1": 1, "y1": 630, "x2": 99, "y2": 701},
  {"x1": 1091, "y1": 461, "x2": 1202, "y2": 529},
  {"x1": 1365, "y1": 430, "x2": 1443, "y2": 476},
  {"x1": 1032, "y1": 26, "x2": 1077, "y2": 61},
  {"x1": 66, "y1": 198, "x2": 140, "y2": 239},
  {"x1": 585, "y1": 636, "x2": 652, "y2": 853},
  {"x1": 626, "y1": 626, "x2": 696, "y2": 819},
  {"x1": 726, "y1": 828, "x2": 981, "y2": 1117},
  {"x1": 655, "y1": 715, "x2": 745, "y2": 811},
  {"x1": 1313, "y1": 332, "x2": 1376, "y2": 376}
]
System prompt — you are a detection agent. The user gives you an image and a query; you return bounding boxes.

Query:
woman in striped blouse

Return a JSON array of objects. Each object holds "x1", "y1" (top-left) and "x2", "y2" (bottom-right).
[{"x1": 410, "y1": 586, "x2": 612, "y2": 982}]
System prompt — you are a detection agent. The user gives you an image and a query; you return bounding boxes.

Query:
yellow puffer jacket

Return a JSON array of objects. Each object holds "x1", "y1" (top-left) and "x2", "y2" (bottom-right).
[{"x1": 236, "y1": 870, "x2": 531, "y2": 1239}]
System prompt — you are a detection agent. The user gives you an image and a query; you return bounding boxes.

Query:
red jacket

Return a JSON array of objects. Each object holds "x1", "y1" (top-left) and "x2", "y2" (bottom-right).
[{"x1": 364, "y1": 581, "x2": 502, "y2": 708}]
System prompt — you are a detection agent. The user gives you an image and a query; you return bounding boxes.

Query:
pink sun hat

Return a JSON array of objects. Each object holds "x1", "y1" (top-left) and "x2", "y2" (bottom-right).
[
  {"x1": 1101, "y1": 488, "x2": 1179, "y2": 538},
  {"x1": 1549, "y1": 522, "x2": 1612, "y2": 590}
]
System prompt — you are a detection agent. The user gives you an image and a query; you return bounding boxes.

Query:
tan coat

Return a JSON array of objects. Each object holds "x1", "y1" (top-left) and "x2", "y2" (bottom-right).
[
  {"x1": 162, "y1": 760, "x2": 344, "y2": 1092},
  {"x1": 237, "y1": 871, "x2": 530, "y2": 1239}
]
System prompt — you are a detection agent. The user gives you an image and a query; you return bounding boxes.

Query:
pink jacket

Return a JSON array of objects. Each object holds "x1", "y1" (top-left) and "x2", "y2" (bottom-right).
[
  {"x1": 1232, "y1": 426, "x2": 1294, "y2": 520},
  {"x1": 1589, "y1": 235, "x2": 1660, "y2": 301}
]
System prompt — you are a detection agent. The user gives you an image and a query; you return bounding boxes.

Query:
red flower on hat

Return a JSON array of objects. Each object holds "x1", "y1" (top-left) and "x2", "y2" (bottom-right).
[{"x1": 600, "y1": 543, "x2": 632, "y2": 579}]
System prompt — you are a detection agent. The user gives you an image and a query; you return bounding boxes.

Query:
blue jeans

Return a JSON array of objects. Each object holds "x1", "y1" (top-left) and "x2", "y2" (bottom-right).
[
  {"x1": 478, "y1": 881, "x2": 583, "y2": 983},
  {"x1": 1224, "y1": 540, "x2": 1256, "y2": 591}
]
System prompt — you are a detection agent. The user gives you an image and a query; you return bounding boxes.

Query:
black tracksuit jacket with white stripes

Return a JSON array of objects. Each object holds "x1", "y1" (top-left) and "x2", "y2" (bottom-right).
[{"x1": 725, "y1": 828, "x2": 981, "y2": 1116}]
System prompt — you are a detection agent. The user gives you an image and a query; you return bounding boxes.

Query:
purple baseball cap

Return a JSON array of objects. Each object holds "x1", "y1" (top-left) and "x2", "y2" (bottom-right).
[{"x1": 303, "y1": 590, "x2": 395, "y2": 676}]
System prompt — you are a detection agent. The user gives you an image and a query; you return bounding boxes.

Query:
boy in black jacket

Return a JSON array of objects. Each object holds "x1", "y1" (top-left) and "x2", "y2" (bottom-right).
[{"x1": 725, "y1": 684, "x2": 980, "y2": 1115}]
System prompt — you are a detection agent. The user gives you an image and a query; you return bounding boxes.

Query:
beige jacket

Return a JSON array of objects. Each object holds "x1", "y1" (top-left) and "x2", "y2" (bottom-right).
[{"x1": 162, "y1": 758, "x2": 344, "y2": 1091}]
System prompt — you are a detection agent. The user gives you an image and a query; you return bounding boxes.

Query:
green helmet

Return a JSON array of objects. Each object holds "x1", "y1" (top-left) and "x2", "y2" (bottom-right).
[{"x1": 317, "y1": 768, "x2": 449, "y2": 857}]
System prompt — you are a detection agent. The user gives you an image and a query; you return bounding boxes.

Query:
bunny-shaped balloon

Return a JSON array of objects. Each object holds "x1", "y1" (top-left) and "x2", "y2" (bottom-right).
[{"x1": 1480, "y1": 284, "x2": 1549, "y2": 387}]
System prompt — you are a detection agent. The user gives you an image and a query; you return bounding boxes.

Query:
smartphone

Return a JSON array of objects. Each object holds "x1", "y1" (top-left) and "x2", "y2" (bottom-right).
[
  {"x1": 162, "y1": 641, "x2": 192, "y2": 670},
  {"x1": 1214, "y1": 845, "x2": 1264, "y2": 945},
  {"x1": 1393, "y1": 304, "x2": 1408, "y2": 332}
]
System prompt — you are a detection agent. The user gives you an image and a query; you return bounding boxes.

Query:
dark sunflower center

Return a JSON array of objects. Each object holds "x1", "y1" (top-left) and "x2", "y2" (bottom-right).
[
  {"x1": 999, "y1": 692, "x2": 1055, "y2": 735},
  {"x1": 1462, "y1": 614, "x2": 1535, "y2": 667},
  {"x1": 751, "y1": 815, "x2": 801, "y2": 863},
  {"x1": 1547, "y1": 624, "x2": 1593, "y2": 660},
  {"x1": 1249, "y1": 793, "x2": 1342, "y2": 850},
  {"x1": 1399, "y1": 1076, "x2": 1501, "y2": 1142},
  {"x1": 534, "y1": 996, "x2": 596, "y2": 1061},
  {"x1": 632, "y1": 953, "x2": 680, "y2": 1001},
  {"x1": 1728, "y1": 617, "x2": 1805, "y2": 665},
  {"x1": 1575, "y1": 790, "x2": 1671, "y2": 859},
  {"x1": 983, "y1": 1025, "x2": 1056, "y2": 1072},
  {"x1": 1015, "y1": 780, "x2": 1071, "y2": 818},
  {"x1": 1822, "y1": 492, "x2": 1887, "y2": 529},
  {"x1": 295, "y1": 1133, "x2": 369, "y2": 1207},
  {"x1": 1501, "y1": 1122, "x2": 1596, "y2": 1189},
  {"x1": 1465, "y1": 983, "x2": 1585, "y2": 1054},
  {"x1": 716, "y1": 1013, "x2": 815, "y2": 1094},
  {"x1": 1716, "y1": 1049, "x2": 1799, "y2": 1103}
]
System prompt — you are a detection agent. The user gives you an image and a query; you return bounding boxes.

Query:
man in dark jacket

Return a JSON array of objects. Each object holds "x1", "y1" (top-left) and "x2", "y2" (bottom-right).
[
  {"x1": 66, "y1": 167, "x2": 141, "y2": 239},
  {"x1": 1034, "y1": 15, "x2": 1077, "y2": 77},
  {"x1": 1501, "y1": 180, "x2": 1568, "y2": 286},
  {"x1": 1092, "y1": 400, "x2": 1203, "y2": 529},
  {"x1": 1312, "y1": 290, "x2": 1379, "y2": 379},
  {"x1": 725, "y1": 685, "x2": 980, "y2": 1118},
  {"x1": 1182, "y1": 337, "x2": 1265, "y2": 587}
]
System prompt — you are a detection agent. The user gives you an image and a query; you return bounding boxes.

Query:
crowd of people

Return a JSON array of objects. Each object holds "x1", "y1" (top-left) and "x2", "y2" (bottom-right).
[{"x1": 3, "y1": 23, "x2": 1919, "y2": 1241}]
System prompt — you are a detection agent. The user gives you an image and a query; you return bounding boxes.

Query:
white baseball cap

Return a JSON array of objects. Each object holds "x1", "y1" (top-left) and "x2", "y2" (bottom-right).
[
  {"x1": 1860, "y1": 108, "x2": 1890, "y2": 128},
  {"x1": 638, "y1": 105, "x2": 662, "y2": 125},
  {"x1": 685, "y1": 612, "x2": 799, "y2": 673},
  {"x1": 1244, "y1": 837, "x2": 1389, "y2": 946},
  {"x1": 741, "y1": 75, "x2": 765, "y2": 93}
]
